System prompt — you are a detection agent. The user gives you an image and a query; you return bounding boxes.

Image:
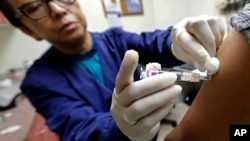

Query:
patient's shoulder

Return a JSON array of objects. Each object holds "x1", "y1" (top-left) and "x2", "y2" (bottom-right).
[{"x1": 164, "y1": 28, "x2": 250, "y2": 141}]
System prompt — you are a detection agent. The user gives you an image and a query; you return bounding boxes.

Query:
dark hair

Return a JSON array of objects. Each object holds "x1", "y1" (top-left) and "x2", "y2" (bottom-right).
[{"x1": 0, "y1": 0, "x2": 22, "y2": 27}]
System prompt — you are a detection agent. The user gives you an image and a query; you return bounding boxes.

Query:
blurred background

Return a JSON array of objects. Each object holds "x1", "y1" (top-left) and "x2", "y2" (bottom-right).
[
  {"x1": 0, "y1": 0, "x2": 245, "y2": 141},
  {"x1": 0, "y1": 0, "x2": 245, "y2": 74}
]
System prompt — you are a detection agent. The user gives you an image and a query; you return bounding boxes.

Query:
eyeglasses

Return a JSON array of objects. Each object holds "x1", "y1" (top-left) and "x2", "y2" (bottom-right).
[{"x1": 15, "y1": 0, "x2": 76, "y2": 20}]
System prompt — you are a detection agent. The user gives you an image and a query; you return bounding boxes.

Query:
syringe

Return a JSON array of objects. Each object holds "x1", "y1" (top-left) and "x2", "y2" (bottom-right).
[{"x1": 140, "y1": 69, "x2": 211, "y2": 82}]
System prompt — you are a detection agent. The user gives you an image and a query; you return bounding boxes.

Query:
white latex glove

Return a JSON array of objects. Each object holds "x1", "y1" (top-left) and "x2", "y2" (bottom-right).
[
  {"x1": 171, "y1": 15, "x2": 225, "y2": 75},
  {"x1": 110, "y1": 50, "x2": 182, "y2": 141}
]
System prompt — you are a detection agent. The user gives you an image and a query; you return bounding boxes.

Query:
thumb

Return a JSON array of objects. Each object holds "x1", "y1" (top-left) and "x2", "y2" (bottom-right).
[
  {"x1": 115, "y1": 50, "x2": 139, "y2": 94},
  {"x1": 204, "y1": 57, "x2": 220, "y2": 75}
]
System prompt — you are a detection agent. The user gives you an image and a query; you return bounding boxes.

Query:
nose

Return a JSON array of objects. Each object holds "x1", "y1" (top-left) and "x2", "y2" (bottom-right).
[{"x1": 48, "y1": 2, "x2": 67, "y2": 19}]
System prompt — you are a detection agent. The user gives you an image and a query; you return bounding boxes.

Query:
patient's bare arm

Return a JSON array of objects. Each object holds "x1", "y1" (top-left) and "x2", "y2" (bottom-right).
[{"x1": 164, "y1": 28, "x2": 250, "y2": 141}]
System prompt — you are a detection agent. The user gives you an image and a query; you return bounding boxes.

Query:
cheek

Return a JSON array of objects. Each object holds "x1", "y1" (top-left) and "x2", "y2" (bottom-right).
[
  {"x1": 73, "y1": 3, "x2": 87, "y2": 27},
  {"x1": 25, "y1": 23, "x2": 56, "y2": 41},
  {"x1": 20, "y1": 19, "x2": 41, "y2": 37},
  {"x1": 28, "y1": 18, "x2": 55, "y2": 33},
  {"x1": 29, "y1": 24, "x2": 50, "y2": 36},
  {"x1": 79, "y1": 15, "x2": 87, "y2": 28}
]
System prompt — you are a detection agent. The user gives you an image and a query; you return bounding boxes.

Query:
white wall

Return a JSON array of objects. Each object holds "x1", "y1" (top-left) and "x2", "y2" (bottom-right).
[
  {"x1": 0, "y1": 0, "x2": 220, "y2": 74},
  {"x1": 153, "y1": 0, "x2": 191, "y2": 29},
  {"x1": 0, "y1": 27, "x2": 50, "y2": 74},
  {"x1": 81, "y1": 0, "x2": 156, "y2": 32}
]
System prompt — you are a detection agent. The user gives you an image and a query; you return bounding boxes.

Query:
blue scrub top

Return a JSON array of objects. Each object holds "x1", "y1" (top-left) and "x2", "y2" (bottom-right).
[
  {"x1": 63, "y1": 41, "x2": 105, "y2": 84},
  {"x1": 21, "y1": 27, "x2": 183, "y2": 141}
]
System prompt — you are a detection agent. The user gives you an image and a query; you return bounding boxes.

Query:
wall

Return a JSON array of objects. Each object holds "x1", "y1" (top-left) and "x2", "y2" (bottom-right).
[
  {"x1": 0, "y1": 27, "x2": 50, "y2": 74},
  {"x1": 80, "y1": 0, "x2": 156, "y2": 32},
  {"x1": 0, "y1": 0, "x2": 220, "y2": 74}
]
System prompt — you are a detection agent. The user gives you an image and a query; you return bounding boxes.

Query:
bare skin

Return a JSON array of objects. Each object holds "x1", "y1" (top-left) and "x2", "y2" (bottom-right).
[{"x1": 165, "y1": 28, "x2": 250, "y2": 141}]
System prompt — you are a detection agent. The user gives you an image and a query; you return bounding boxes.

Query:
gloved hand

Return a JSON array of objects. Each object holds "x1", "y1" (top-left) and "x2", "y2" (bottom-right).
[
  {"x1": 171, "y1": 15, "x2": 225, "y2": 75},
  {"x1": 110, "y1": 50, "x2": 182, "y2": 141}
]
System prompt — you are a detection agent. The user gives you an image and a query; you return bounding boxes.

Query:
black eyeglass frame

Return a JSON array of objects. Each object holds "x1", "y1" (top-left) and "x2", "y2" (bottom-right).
[{"x1": 15, "y1": 0, "x2": 76, "y2": 20}]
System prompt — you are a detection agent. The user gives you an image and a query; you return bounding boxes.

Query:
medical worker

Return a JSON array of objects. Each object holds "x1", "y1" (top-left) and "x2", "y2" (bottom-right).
[{"x1": 0, "y1": 0, "x2": 225, "y2": 141}]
